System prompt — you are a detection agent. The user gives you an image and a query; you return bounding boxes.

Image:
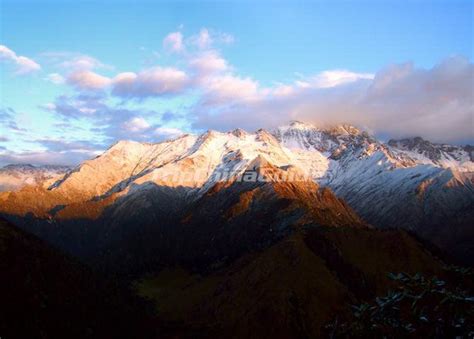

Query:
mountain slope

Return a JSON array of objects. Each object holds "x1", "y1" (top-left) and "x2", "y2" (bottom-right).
[
  {"x1": 0, "y1": 217, "x2": 155, "y2": 339},
  {"x1": 135, "y1": 226, "x2": 444, "y2": 338},
  {"x1": 0, "y1": 164, "x2": 70, "y2": 192}
]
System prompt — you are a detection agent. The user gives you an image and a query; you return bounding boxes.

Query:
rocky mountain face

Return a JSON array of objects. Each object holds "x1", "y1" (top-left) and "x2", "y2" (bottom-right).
[
  {"x1": 0, "y1": 164, "x2": 70, "y2": 192},
  {"x1": 0, "y1": 121, "x2": 473, "y2": 268}
]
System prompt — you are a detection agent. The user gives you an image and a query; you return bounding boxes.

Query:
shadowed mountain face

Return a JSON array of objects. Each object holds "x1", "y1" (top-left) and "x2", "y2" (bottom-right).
[
  {"x1": 134, "y1": 227, "x2": 444, "y2": 338},
  {"x1": 0, "y1": 218, "x2": 156, "y2": 339},
  {"x1": 1, "y1": 217, "x2": 447, "y2": 338}
]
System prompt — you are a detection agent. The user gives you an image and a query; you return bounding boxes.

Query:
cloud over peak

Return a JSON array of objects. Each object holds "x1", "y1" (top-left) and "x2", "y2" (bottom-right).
[{"x1": 194, "y1": 56, "x2": 473, "y2": 144}]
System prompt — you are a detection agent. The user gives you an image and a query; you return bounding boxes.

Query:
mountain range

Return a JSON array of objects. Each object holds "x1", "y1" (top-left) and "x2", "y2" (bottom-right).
[
  {"x1": 0, "y1": 164, "x2": 70, "y2": 192},
  {"x1": 1, "y1": 121, "x2": 473, "y2": 337},
  {"x1": 1, "y1": 121, "x2": 472, "y2": 265}
]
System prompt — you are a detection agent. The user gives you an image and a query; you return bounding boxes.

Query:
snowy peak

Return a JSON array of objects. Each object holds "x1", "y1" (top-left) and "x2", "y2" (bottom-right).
[
  {"x1": 272, "y1": 121, "x2": 376, "y2": 158},
  {"x1": 388, "y1": 137, "x2": 474, "y2": 171},
  {"x1": 273, "y1": 122, "x2": 325, "y2": 152},
  {"x1": 230, "y1": 128, "x2": 248, "y2": 138},
  {"x1": 3, "y1": 120, "x2": 473, "y2": 205},
  {"x1": 324, "y1": 124, "x2": 365, "y2": 138},
  {"x1": 1, "y1": 164, "x2": 70, "y2": 173},
  {"x1": 287, "y1": 120, "x2": 316, "y2": 130},
  {"x1": 2, "y1": 164, "x2": 36, "y2": 171},
  {"x1": 0, "y1": 164, "x2": 71, "y2": 192}
]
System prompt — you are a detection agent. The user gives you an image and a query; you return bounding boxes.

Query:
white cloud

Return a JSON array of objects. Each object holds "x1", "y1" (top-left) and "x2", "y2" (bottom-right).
[
  {"x1": 59, "y1": 55, "x2": 106, "y2": 71},
  {"x1": 189, "y1": 50, "x2": 229, "y2": 76},
  {"x1": 124, "y1": 117, "x2": 151, "y2": 132},
  {"x1": 112, "y1": 67, "x2": 189, "y2": 98},
  {"x1": 311, "y1": 70, "x2": 374, "y2": 88},
  {"x1": 45, "y1": 73, "x2": 65, "y2": 84},
  {"x1": 0, "y1": 45, "x2": 16, "y2": 60},
  {"x1": 216, "y1": 32, "x2": 234, "y2": 45},
  {"x1": 201, "y1": 74, "x2": 259, "y2": 104},
  {"x1": 163, "y1": 32, "x2": 184, "y2": 53},
  {"x1": 190, "y1": 28, "x2": 234, "y2": 50},
  {"x1": 66, "y1": 70, "x2": 112, "y2": 90},
  {"x1": 271, "y1": 84, "x2": 294, "y2": 97},
  {"x1": 154, "y1": 126, "x2": 184, "y2": 139},
  {"x1": 195, "y1": 28, "x2": 212, "y2": 49},
  {"x1": 0, "y1": 45, "x2": 41, "y2": 74}
]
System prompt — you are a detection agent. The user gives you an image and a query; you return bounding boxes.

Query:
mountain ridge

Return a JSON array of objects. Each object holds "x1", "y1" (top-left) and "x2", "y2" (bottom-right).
[{"x1": 0, "y1": 121, "x2": 473, "y2": 265}]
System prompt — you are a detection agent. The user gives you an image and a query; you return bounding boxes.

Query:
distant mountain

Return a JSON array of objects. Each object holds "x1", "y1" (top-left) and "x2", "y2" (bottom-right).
[
  {"x1": 0, "y1": 164, "x2": 70, "y2": 192},
  {"x1": 388, "y1": 137, "x2": 473, "y2": 171},
  {"x1": 0, "y1": 121, "x2": 472, "y2": 266}
]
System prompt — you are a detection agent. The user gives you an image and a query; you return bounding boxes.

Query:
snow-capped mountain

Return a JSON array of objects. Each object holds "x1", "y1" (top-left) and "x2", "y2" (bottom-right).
[
  {"x1": 0, "y1": 164, "x2": 70, "y2": 192},
  {"x1": 388, "y1": 137, "x2": 474, "y2": 171},
  {"x1": 274, "y1": 121, "x2": 474, "y2": 262},
  {"x1": 0, "y1": 121, "x2": 473, "y2": 263}
]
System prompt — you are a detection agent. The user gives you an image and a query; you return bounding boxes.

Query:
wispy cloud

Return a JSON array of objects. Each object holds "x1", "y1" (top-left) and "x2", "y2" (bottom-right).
[
  {"x1": 42, "y1": 52, "x2": 109, "y2": 71},
  {"x1": 0, "y1": 107, "x2": 27, "y2": 132},
  {"x1": 154, "y1": 126, "x2": 184, "y2": 139},
  {"x1": 0, "y1": 45, "x2": 41, "y2": 74},
  {"x1": 189, "y1": 28, "x2": 234, "y2": 50},
  {"x1": 45, "y1": 73, "x2": 65, "y2": 85},
  {"x1": 163, "y1": 31, "x2": 185, "y2": 53}
]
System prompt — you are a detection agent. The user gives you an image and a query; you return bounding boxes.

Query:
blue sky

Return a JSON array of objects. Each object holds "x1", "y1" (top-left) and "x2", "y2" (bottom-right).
[{"x1": 0, "y1": 0, "x2": 473, "y2": 165}]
